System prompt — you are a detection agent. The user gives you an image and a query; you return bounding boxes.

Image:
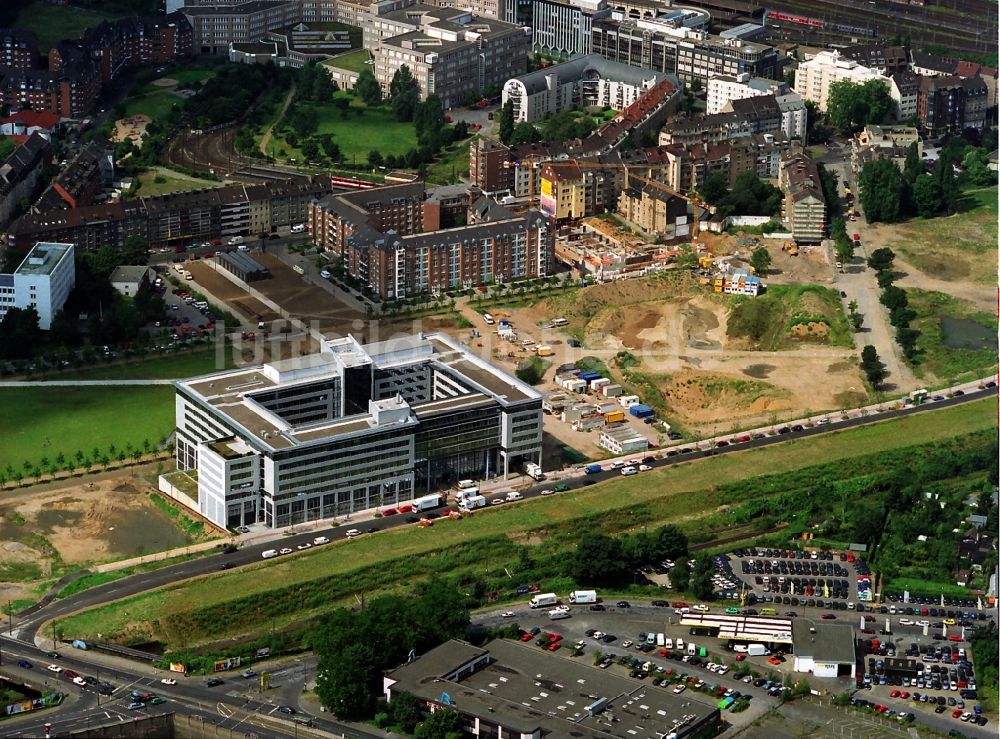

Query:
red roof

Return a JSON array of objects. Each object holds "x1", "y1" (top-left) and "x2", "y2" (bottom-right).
[{"x1": 0, "y1": 110, "x2": 60, "y2": 130}]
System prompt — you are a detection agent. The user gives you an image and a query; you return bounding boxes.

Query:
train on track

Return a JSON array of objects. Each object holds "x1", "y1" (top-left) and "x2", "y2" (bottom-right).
[{"x1": 764, "y1": 9, "x2": 876, "y2": 37}]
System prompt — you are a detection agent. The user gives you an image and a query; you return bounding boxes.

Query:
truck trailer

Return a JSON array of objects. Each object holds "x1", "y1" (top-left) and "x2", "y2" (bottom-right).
[
  {"x1": 525, "y1": 462, "x2": 545, "y2": 481},
  {"x1": 413, "y1": 494, "x2": 443, "y2": 512},
  {"x1": 568, "y1": 590, "x2": 597, "y2": 604},
  {"x1": 530, "y1": 592, "x2": 558, "y2": 608},
  {"x1": 459, "y1": 495, "x2": 486, "y2": 511}
]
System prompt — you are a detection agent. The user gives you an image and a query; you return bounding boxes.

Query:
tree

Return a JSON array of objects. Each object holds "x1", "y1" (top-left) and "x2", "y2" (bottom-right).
[
  {"x1": 749, "y1": 246, "x2": 772, "y2": 276},
  {"x1": 963, "y1": 147, "x2": 997, "y2": 186},
  {"x1": 690, "y1": 554, "x2": 715, "y2": 601},
  {"x1": 670, "y1": 559, "x2": 691, "y2": 592},
  {"x1": 910, "y1": 174, "x2": 942, "y2": 217},
  {"x1": 510, "y1": 121, "x2": 541, "y2": 146},
  {"x1": 858, "y1": 159, "x2": 904, "y2": 223},
  {"x1": 700, "y1": 171, "x2": 729, "y2": 204},
  {"x1": 414, "y1": 708, "x2": 463, "y2": 739},
  {"x1": 301, "y1": 138, "x2": 320, "y2": 163},
  {"x1": 847, "y1": 300, "x2": 864, "y2": 332},
  {"x1": 932, "y1": 156, "x2": 959, "y2": 214},
  {"x1": 689, "y1": 76, "x2": 702, "y2": 93},
  {"x1": 497, "y1": 100, "x2": 515, "y2": 145},
  {"x1": 568, "y1": 534, "x2": 631, "y2": 587},
  {"x1": 880, "y1": 284, "x2": 907, "y2": 311},
  {"x1": 826, "y1": 78, "x2": 892, "y2": 133},
  {"x1": 867, "y1": 247, "x2": 896, "y2": 273},
  {"x1": 903, "y1": 141, "x2": 922, "y2": 184},
  {"x1": 387, "y1": 693, "x2": 424, "y2": 734},
  {"x1": 367, "y1": 149, "x2": 383, "y2": 169},
  {"x1": 355, "y1": 67, "x2": 382, "y2": 106},
  {"x1": 122, "y1": 236, "x2": 148, "y2": 265},
  {"x1": 860, "y1": 344, "x2": 887, "y2": 388},
  {"x1": 389, "y1": 65, "x2": 421, "y2": 122}
]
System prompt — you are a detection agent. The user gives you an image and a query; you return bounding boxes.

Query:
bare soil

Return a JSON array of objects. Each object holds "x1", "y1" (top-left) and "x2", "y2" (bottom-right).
[
  {"x1": 112, "y1": 114, "x2": 150, "y2": 148},
  {"x1": 0, "y1": 474, "x2": 203, "y2": 606}
]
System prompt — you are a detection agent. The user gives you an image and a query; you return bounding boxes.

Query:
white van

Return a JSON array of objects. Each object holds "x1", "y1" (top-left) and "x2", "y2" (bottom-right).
[
  {"x1": 656, "y1": 633, "x2": 665, "y2": 647},
  {"x1": 646, "y1": 633, "x2": 656, "y2": 645},
  {"x1": 620, "y1": 466, "x2": 638, "y2": 476},
  {"x1": 458, "y1": 479, "x2": 477, "y2": 490},
  {"x1": 675, "y1": 639, "x2": 685, "y2": 651},
  {"x1": 482, "y1": 312, "x2": 495, "y2": 325},
  {"x1": 261, "y1": 549, "x2": 278, "y2": 559},
  {"x1": 549, "y1": 609, "x2": 570, "y2": 620},
  {"x1": 290, "y1": 223, "x2": 306, "y2": 234},
  {"x1": 506, "y1": 491, "x2": 523, "y2": 502},
  {"x1": 664, "y1": 637, "x2": 674, "y2": 649}
]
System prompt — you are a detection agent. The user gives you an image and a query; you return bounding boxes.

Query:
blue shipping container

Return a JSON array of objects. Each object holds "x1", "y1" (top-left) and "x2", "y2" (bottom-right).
[
  {"x1": 629, "y1": 404, "x2": 654, "y2": 418},
  {"x1": 579, "y1": 371, "x2": 602, "y2": 381}
]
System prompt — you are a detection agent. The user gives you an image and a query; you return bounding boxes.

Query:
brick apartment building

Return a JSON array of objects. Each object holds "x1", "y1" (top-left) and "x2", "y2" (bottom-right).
[
  {"x1": 0, "y1": 12, "x2": 192, "y2": 118},
  {"x1": 308, "y1": 183, "x2": 552, "y2": 299},
  {"x1": 779, "y1": 151, "x2": 826, "y2": 244}
]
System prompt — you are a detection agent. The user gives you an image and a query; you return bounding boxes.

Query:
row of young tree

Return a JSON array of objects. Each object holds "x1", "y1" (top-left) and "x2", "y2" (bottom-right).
[
  {"x1": 867, "y1": 246, "x2": 921, "y2": 363},
  {"x1": 0, "y1": 438, "x2": 167, "y2": 487}
]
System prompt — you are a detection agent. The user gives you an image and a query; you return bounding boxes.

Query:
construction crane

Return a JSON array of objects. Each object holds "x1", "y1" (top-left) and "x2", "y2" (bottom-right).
[{"x1": 515, "y1": 157, "x2": 707, "y2": 241}]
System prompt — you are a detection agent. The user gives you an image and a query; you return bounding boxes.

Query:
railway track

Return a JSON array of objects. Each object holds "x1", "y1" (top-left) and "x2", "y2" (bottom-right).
[{"x1": 763, "y1": 0, "x2": 997, "y2": 55}]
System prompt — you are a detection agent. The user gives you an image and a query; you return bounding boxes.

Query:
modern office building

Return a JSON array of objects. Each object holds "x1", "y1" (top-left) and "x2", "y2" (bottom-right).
[
  {"x1": 0, "y1": 242, "x2": 75, "y2": 329},
  {"x1": 531, "y1": 0, "x2": 610, "y2": 58},
  {"x1": 174, "y1": 333, "x2": 543, "y2": 529},
  {"x1": 591, "y1": 17, "x2": 778, "y2": 87},
  {"x1": 502, "y1": 53, "x2": 668, "y2": 122}
]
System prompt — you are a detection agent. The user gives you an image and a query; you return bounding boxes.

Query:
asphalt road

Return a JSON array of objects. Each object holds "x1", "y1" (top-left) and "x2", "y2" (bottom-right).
[{"x1": 14, "y1": 384, "x2": 997, "y2": 648}]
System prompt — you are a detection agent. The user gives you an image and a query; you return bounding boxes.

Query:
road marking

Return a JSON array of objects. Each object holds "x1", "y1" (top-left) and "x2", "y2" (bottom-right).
[
  {"x1": 217, "y1": 702, "x2": 234, "y2": 718},
  {"x1": 268, "y1": 705, "x2": 279, "y2": 715}
]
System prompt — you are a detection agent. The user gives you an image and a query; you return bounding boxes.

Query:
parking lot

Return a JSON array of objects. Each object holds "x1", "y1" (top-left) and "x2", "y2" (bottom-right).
[{"x1": 722, "y1": 547, "x2": 870, "y2": 606}]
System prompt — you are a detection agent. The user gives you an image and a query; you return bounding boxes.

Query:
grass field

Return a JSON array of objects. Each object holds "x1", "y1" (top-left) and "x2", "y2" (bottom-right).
[
  {"x1": 50, "y1": 350, "x2": 229, "y2": 381},
  {"x1": 0, "y1": 386, "x2": 175, "y2": 472},
  {"x1": 135, "y1": 169, "x2": 219, "y2": 197},
  {"x1": 124, "y1": 91, "x2": 183, "y2": 121},
  {"x1": 729, "y1": 284, "x2": 852, "y2": 350},
  {"x1": 426, "y1": 139, "x2": 471, "y2": 185},
  {"x1": 323, "y1": 49, "x2": 370, "y2": 73},
  {"x1": 12, "y1": 0, "x2": 116, "y2": 50},
  {"x1": 908, "y1": 289, "x2": 998, "y2": 382},
  {"x1": 888, "y1": 186, "x2": 998, "y2": 285},
  {"x1": 55, "y1": 398, "x2": 997, "y2": 648},
  {"x1": 268, "y1": 92, "x2": 417, "y2": 162}
]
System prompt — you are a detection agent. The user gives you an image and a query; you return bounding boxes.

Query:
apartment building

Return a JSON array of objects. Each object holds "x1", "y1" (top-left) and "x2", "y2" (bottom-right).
[
  {"x1": 539, "y1": 162, "x2": 588, "y2": 220},
  {"x1": 839, "y1": 43, "x2": 908, "y2": 76},
  {"x1": 309, "y1": 183, "x2": 552, "y2": 298},
  {"x1": 706, "y1": 72, "x2": 787, "y2": 114},
  {"x1": 916, "y1": 74, "x2": 988, "y2": 133},
  {"x1": 7, "y1": 176, "x2": 332, "y2": 251},
  {"x1": 888, "y1": 71, "x2": 918, "y2": 121},
  {"x1": 616, "y1": 182, "x2": 687, "y2": 237},
  {"x1": 0, "y1": 13, "x2": 192, "y2": 117},
  {"x1": 0, "y1": 28, "x2": 38, "y2": 70},
  {"x1": 851, "y1": 125, "x2": 921, "y2": 176},
  {"x1": 779, "y1": 152, "x2": 826, "y2": 244},
  {"x1": 0, "y1": 133, "x2": 50, "y2": 227},
  {"x1": 502, "y1": 54, "x2": 668, "y2": 123},
  {"x1": 371, "y1": 6, "x2": 529, "y2": 108},
  {"x1": 591, "y1": 18, "x2": 779, "y2": 87},
  {"x1": 0, "y1": 241, "x2": 75, "y2": 330},
  {"x1": 470, "y1": 139, "x2": 515, "y2": 194},
  {"x1": 174, "y1": 333, "x2": 544, "y2": 529},
  {"x1": 34, "y1": 138, "x2": 114, "y2": 212},
  {"x1": 793, "y1": 50, "x2": 887, "y2": 112}
]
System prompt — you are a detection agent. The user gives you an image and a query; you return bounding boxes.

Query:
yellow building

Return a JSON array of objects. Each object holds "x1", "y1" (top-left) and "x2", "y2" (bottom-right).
[{"x1": 539, "y1": 163, "x2": 586, "y2": 220}]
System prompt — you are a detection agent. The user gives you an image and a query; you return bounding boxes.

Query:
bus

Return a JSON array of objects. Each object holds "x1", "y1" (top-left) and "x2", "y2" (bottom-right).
[{"x1": 760, "y1": 607, "x2": 777, "y2": 616}]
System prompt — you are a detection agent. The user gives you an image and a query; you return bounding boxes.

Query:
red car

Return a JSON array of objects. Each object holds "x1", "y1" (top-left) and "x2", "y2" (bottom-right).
[
  {"x1": 953, "y1": 709, "x2": 963, "y2": 719},
  {"x1": 671, "y1": 602, "x2": 689, "y2": 609},
  {"x1": 381, "y1": 508, "x2": 398, "y2": 516},
  {"x1": 900, "y1": 691, "x2": 910, "y2": 699},
  {"x1": 398, "y1": 505, "x2": 413, "y2": 513},
  {"x1": 735, "y1": 653, "x2": 746, "y2": 662},
  {"x1": 738, "y1": 435, "x2": 751, "y2": 443},
  {"x1": 549, "y1": 633, "x2": 563, "y2": 642},
  {"x1": 821, "y1": 613, "x2": 836, "y2": 620},
  {"x1": 948, "y1": 634, "x2": 963, "y2": 642},
  {"x1": 520, "y1": 632, "x2": 533, "y2": 641},
  {"x1": 890, "y1": 690, "x2": 901, "y2": 698},
  {"x1": 547, "y1": 642, "x2": 561, "y2": 651}
]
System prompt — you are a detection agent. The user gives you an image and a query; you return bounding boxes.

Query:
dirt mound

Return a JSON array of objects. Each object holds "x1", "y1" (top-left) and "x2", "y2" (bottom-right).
[
  {"x1": 790, "y1": 322, "x2": 830, "y2": 341},
  {"x1": 113, "y1": 482, "x2": 139, "y2": 494},
  {"x1": 742, "y1": 364, "x2": 775, "y2": 379},
  {"x1": 661, "y1": 371, "x2": 789, "y2": 421}
]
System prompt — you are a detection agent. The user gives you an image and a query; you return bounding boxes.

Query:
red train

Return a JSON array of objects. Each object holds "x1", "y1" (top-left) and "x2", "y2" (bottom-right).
[{"x1": 330, "y1": 175, "x2": 377, "y2": 190}]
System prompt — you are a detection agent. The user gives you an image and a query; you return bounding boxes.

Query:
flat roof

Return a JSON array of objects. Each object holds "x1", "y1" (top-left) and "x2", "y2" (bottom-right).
[
  {"x1": 792, "y1": 620, "x2": 857, "y2": 664},
  {"x1": 177, "y1": 333, "x2": 539, "y2": 452},
  {"x1": 387, "y1": 639, "x2": 718, "y2": 738},
  {"x1": 13, "y1": 241, "x2": 72, "y2": 276}
]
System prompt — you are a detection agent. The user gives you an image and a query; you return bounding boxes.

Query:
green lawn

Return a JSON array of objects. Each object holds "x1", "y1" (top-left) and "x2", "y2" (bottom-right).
[
  {"x1": 124, "y1": 91, "x2": 183, "y2": 121},
  {"x1": 888, "y1": 186, "x2": 998, "y2": 285},
  {"x1": 55, "y1": 398, "x2": 996, "y2": 648},
  {"x1": 0, "y1": 386, "x2": 175, "y2": 472},
  {"x1": 323, "y1": 49, "x2": 370, "y2": 73},
  {"x1": 135, "y1": 170, "x2": 219, "y2": 197},
  {"x1": 53, "y1": 350, "x2": 229, "y2": 381},
  {"x1": 908, "y1": 289, "x2": 998, "y2": 382},
  {"x1": 11, "y1": 0, "x2": 116, "y2": 51},
  {"x1": 268, "y1": 93, "x2": 417, "y2": 162}
]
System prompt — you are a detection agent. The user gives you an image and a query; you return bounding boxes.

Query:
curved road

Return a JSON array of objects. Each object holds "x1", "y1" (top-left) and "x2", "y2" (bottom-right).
[{"x1": 13, "y1": 385, "x2": 997, "y2": 645}]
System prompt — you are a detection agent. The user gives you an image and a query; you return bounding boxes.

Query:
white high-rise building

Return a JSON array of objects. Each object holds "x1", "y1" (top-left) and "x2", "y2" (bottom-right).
[
  {"x1": 0, "y1": 242, "x2": 75, "y2": 330},
  {"x1": 794, "y1": 50, "x2": 887, "y2": 112},
  {"x1": 706, "y1": 72, "x2": 787, "y2": 114}
]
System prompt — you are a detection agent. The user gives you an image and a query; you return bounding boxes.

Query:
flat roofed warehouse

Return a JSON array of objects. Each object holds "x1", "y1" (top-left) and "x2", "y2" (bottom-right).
[
  {"x1": 384, "y1": 638, "x2": 720, "y2": 738},
  {"x1": 216, "y1": 250, "x2": 270, "y2": 281},
  {"x1": 175, "y1": 333, "x2": 543, "y2": 529}
]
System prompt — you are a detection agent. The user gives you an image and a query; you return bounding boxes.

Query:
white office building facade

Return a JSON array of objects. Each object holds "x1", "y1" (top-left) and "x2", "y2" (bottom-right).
[
  {"x1": 0, "y1": 241, "x2": 75, "y2": 330},
  {"x1": 175, "y1": 333, "x2": 543, "y2": 529},
  {"x1": 794, "y1": 50, "x2": 887, "y2": 112}
]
